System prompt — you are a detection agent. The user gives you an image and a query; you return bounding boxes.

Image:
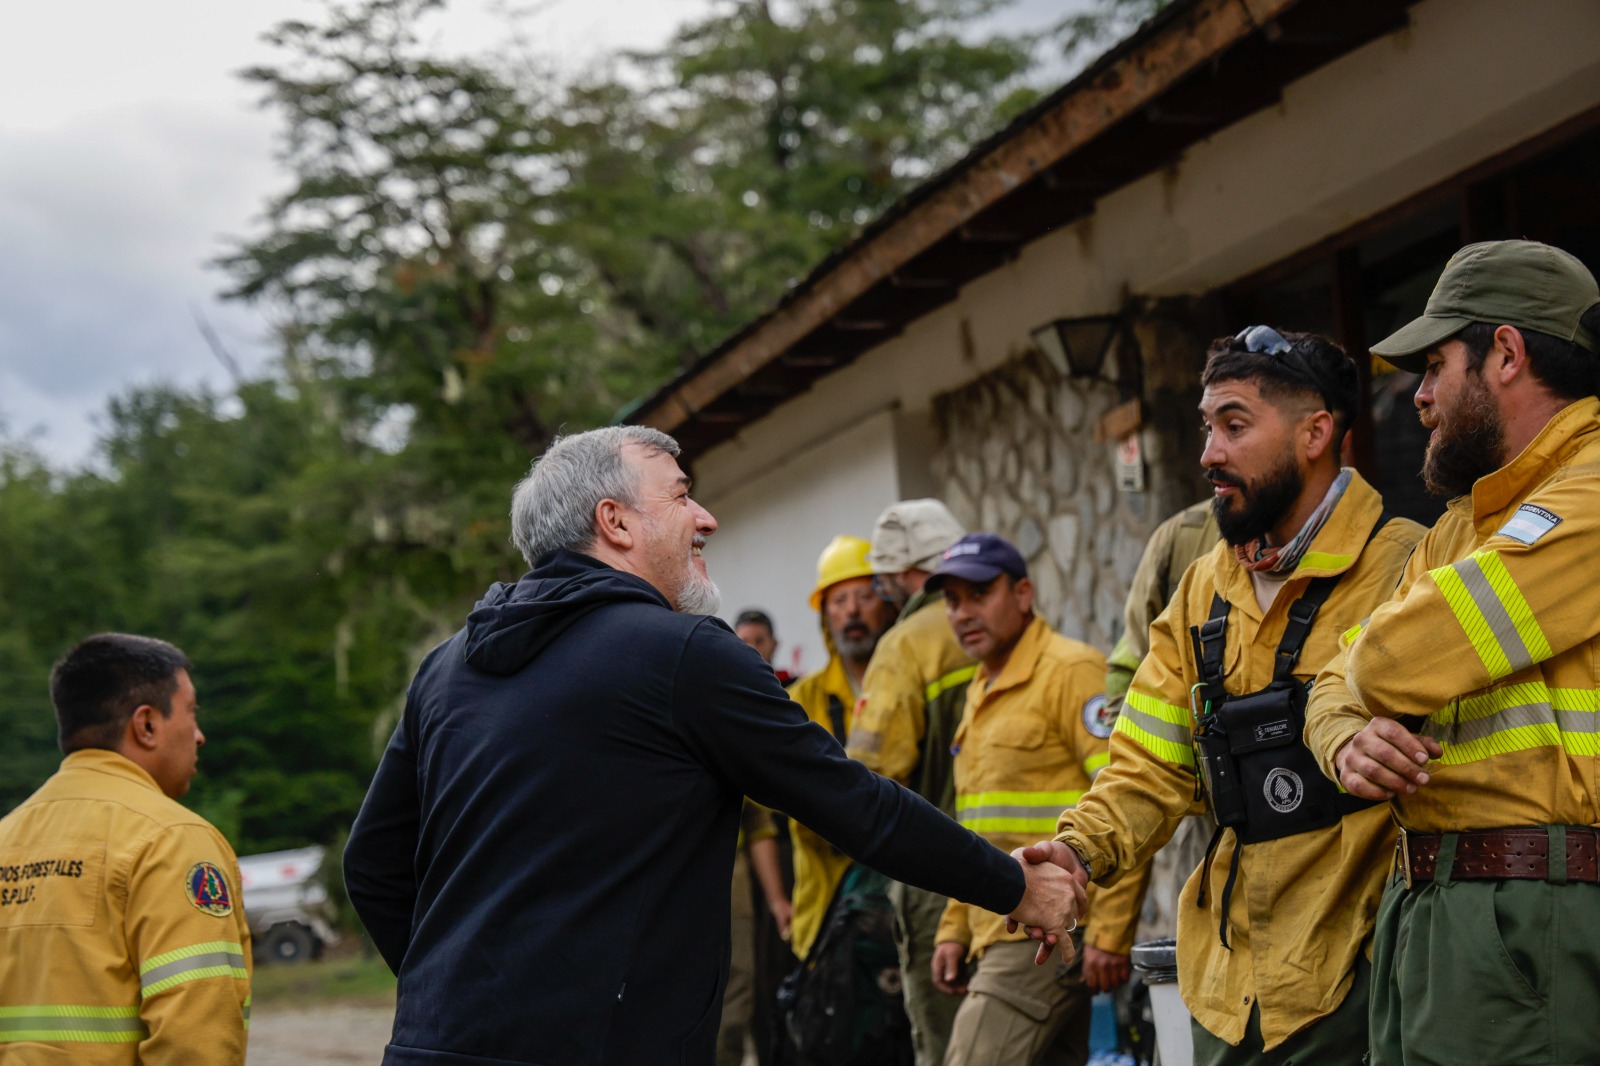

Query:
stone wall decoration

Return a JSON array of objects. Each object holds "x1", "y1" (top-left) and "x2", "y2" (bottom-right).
[{"x1": 929, "y1": 306, "x2": 1214, "y2": 650}]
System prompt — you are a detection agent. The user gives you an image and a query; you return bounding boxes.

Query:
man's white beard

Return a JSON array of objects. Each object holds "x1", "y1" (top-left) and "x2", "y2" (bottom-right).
[{"x1": 675, "y1": 570, "x2": 722, "y2": 616}]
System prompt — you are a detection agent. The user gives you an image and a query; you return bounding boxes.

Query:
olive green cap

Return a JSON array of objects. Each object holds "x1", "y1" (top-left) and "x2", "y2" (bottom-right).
[{"x1": 1371, "y1": 240, "x2": 1600, "y2": 373}]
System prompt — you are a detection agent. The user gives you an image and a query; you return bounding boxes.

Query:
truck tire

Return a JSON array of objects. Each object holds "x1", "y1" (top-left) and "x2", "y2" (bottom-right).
[{"x1": 261, "y1": 922, "x2": 315, "y2": 965}]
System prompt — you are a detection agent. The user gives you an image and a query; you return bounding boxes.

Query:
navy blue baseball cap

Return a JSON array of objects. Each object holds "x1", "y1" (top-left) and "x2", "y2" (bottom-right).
[{"x1": 925, "y1": 533, "x2": 1028, "y2": 591}]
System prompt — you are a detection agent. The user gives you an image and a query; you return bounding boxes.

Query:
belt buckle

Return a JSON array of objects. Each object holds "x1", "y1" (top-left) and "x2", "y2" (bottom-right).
[{"x1": 1398, "y1": 828, "x2": 1413, "y2": 890}]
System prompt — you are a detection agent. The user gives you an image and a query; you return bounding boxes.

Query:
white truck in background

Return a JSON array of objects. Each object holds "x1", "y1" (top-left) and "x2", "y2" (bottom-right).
[{"x1": 237, "y1": 846, "x2": 340, "y2": 964}]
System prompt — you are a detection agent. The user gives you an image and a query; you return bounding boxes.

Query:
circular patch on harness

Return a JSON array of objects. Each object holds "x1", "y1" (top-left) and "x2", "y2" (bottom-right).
[{"x1": 1263, "y1": 768, "x2": 1304, "y2": 814}]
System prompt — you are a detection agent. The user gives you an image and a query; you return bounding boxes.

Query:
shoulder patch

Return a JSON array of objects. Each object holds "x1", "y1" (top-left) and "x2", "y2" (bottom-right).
[
  {"x1": 1082, "y1": 694, "x2": 1116, "y2": 739},
  {"x1": 1497, "y1": 504, "x2": 1562, "y2": 546},
  {"x1": 186, "y1": 862, "x2": 234, "y2": 916}
]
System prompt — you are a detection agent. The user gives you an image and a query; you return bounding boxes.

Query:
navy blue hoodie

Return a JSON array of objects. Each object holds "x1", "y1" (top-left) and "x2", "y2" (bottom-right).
[{"x1": 345, "y1": 550, "x2": 1025, "y2": 1066}]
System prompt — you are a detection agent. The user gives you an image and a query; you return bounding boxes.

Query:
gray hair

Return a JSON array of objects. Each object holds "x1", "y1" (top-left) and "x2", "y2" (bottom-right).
[{"x1": 510, "y1": 426, "x2": 681, "y2": 566}]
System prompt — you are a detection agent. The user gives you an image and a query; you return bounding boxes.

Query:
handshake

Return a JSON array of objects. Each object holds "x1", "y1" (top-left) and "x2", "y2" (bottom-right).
[{"x1": 1005, "y1": 840, "x2": 1091, "y2": 965}]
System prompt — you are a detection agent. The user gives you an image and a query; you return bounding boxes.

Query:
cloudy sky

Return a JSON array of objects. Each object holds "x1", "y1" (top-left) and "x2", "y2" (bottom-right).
[{"x1": 0, "y1": 0, "x2": 1073, "y2": 467}]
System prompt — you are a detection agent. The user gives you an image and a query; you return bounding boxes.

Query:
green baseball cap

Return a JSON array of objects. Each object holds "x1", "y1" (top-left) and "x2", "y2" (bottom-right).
[{"x1": 1371, "y1": 240, "x2": 1600, "y2": 373}]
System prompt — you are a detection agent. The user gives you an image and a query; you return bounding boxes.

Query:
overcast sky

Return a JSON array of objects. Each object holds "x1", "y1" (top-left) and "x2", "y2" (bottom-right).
[{"x1": 0, "y1": 0, "x2": 1074, "y2": 467}]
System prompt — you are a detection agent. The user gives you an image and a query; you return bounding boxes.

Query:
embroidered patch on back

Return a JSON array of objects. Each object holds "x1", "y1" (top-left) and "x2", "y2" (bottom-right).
[
  {"x1": 1497, "y1": 504, "x2": 1562, "y2": 546},
  {"x1": 186, "y1": 862, "x2": 233, "y2": 916},
  {"x1": 1082, "y1": 694, "x2": 1116, "y2": 739}
]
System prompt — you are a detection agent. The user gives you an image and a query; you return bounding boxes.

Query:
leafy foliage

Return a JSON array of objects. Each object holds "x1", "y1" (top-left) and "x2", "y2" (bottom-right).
[{"x1": 0, "y1": 0, "x2": 1095, "y2": 850}]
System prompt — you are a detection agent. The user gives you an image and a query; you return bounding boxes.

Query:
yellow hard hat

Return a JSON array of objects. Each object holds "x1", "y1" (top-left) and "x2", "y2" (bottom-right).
[{"x1": 809, "y1": 535, "x2": 875, "y2": 611}]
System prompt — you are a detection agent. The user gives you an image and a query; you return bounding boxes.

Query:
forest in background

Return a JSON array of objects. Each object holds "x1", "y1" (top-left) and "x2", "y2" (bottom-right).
[{"x1": 0, "y1": 0, "x2": 1160, "y2": 852}]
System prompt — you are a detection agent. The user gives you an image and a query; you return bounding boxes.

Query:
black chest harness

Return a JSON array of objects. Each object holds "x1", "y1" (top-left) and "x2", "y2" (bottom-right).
[{"x1": 1186, "y1": 513, "x2": 1389, "y2": 947}]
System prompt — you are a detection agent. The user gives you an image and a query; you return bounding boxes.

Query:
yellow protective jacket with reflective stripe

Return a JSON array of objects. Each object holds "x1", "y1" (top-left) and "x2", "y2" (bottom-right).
[
  {"x1": 1057, "y1": 472, "x2": 1423, "y2": 1049},
  {"x1": 0, "y1": 749, "x2": 252, "y2": 1063},
  {"x1": 787, "y1": 654, "x2": 859, "y2": 960},
  {"x1": 1307, "y1": 398, "x2": 1600, "y2": 833},
  {"x1": 936, "y1": 616, "x2": 1149, "y2": 957},
  {"x1": 846, "y1": 589, "x2": 976, "y2": 816}
]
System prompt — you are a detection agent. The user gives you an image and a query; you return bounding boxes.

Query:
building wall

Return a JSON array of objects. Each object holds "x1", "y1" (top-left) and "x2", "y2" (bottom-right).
[
  {"x1": 691, "y1": 0, "x2": 1600, "y2": 652},
  {"x1": 699, "y1": 409, "x2": 902, "y2": 679}
]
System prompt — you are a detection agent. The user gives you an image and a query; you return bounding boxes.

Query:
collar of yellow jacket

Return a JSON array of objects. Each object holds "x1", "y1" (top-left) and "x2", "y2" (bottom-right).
[
  {"x1": 60, "y1": 747, "x2": 164, "y2": 794},
  {"x1": 1214, "y1": 469, "x2": 1387, "y2": 619},
  {"x1": 972, "y1": 613, "x2": 1051, "y2": 701},
  {"x1": 1455, "y1": 396, "x2": 1600, "y2": 534}
]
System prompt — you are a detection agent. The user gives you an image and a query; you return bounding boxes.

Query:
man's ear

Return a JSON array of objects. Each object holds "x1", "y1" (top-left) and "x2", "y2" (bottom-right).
[
  {"x1": 594, "y1": 498, "x2": 634, "y2": 551},
  {"x1": 1014, "y1": 576, "x2": 1035, "y2": 616},
  {"x1": 126, "y1": 704, "x2": 162, "y2": 753},
  {"x1": 1490, "y1": 325, "x2": 1530, "y2": 387},
  {"x1": 1302, "y1": 408, "x2": 1337, "y2": 463}
]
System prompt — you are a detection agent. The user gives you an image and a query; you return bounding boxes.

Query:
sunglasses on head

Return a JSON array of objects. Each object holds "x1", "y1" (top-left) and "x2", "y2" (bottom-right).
[
  {"x1": 1235, "y1": 324, "x2": 1292, "y2": 356},
  {"x1": 1234, "y1": 325, "x2": 1331, "y2": 408}
]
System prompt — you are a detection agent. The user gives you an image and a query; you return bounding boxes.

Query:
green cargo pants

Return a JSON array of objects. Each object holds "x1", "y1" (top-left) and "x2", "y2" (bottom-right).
[
  {"x1": 1190, "y1": 954, "x2": 1370, "y2": 1066},
  {"x1": 1370, "y1": 837, "x2": 1600, "y2": 1066},
  {"x1": 888, "y1": 879, "x2": 961, "y2": 1066}
]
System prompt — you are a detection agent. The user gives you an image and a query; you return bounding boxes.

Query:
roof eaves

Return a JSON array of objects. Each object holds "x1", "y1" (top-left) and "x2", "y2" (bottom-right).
[{"x1": 622, "y1": 0, "x2": 1306, "y2": 434}]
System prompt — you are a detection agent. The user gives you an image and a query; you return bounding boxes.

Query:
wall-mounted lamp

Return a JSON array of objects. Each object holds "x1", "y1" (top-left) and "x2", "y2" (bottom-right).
[{"x1": 1030, "y1": 315, "x2": 1121, "y2": 380}]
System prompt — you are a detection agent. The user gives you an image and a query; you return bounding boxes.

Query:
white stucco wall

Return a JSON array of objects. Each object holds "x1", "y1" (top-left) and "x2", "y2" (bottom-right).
[
  {"x1": 703, "y1": 409, "x2": 901, "y2": 679},
  {"x1": 688, "y1": 0, "x2": 1600, "y2": 648}
]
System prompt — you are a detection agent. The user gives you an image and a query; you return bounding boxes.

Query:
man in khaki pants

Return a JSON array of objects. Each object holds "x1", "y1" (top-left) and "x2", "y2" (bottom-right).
[{"x1": 927, "y1": 534, "x2": 1147, "y2": 1065}]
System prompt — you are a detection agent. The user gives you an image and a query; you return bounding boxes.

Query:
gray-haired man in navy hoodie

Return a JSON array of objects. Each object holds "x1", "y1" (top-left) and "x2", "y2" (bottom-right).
[{"x1": 345, "y1": 425, "x2": 1083, "y2": 1066}]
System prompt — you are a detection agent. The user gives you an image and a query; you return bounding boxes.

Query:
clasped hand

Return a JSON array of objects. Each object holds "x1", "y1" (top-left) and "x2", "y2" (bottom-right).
[
  {"x1": 1005, "y1": 840, "x2": 1088, "y2": 965},
  {"x1": 1334, "y1": 717, "x2": 1442, "y2": 800}
]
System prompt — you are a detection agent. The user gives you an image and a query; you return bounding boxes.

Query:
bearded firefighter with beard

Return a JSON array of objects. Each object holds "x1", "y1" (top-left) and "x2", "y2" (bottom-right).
[
  {"x1": 1018, "y1": 328, "x2": 1423, "y2": 1065},
  {"x1": 1305, "y1": 241, "x2": 1600, "y2": 1066}
]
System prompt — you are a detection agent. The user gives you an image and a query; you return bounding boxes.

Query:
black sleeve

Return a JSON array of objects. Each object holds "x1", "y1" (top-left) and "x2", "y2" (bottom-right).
[
  {"x1": 344, "y1": 697, "x2": 421, "y2": 974},
  {"x1": 673, "y1": 619, "x2": 1025, "y2": 917}
]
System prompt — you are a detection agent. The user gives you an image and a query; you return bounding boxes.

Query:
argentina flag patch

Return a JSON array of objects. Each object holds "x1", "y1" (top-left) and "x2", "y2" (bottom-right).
[{"x1": 1497, "y1": 504, "x2": 1562, "y2": 545}]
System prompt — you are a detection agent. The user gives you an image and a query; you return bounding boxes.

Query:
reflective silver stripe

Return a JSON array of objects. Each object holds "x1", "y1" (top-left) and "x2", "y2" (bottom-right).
[
  {"x1": 0, "y1": 1005, "x2": 148, "y2": 1044},
  {"x1": 0, "y1": 1014, "x2": 146, "y2": 1035},
  {"x1": 958, "y1": 804, "x2": 1074, "y2": 823},
  {"x1": 1454, "y1": 556, "x2": 1536, "y2": 674},
  {"x1": 140, "y1": 949, "x2": 246, "y2": 992},
  {"x1": 1424, "y1": 701, "x2": 1554, "y2": 746},
  {"x1": 847, "y1": 731, "x2": 883, "y2": 754},
  {"x1": 1119, "y1": 702, "x2": 1192, "y2": 746}
]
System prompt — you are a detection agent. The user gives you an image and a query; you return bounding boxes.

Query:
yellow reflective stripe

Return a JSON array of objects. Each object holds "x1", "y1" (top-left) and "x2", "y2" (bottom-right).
[
  {"x1": 140, "y1": 940, "x2": 248, "y2": 998},
  {"x1": 1115, "y1": 713, "x2": 1196, "y2": 767},
  {"x1": 1116, "y1": 691, "x2": 1195, "y2": 767},
  {"x1": 243, "y1": 994, "x2": 252, "y2": 1031},
  {"x1": 1422, "y1": 683, "x2": 1600, "y2": 765},
  {"x1": 0, "y1": 1005, "x2": 147, "y2": 1044},
  {"x1": 1432, "y1": 562, "x2": 1509, "y2": 677},
  {"x1": 1343, "y1": 621, "x2": 1364, "y2": 645},
  {"x1": 1475, "y1": 551, "x2": 1552, "y2": 664},
  {"x1": 924, "y1": 665, "x2": 977, "y2": 704},
  {"x1": 1124, "y1": 690, "x2": 1190, "y2": 727},
  {"x1": 1430, "y1": 551, "x2": 1551, "y2": 681},
  {"x1": 1083, "y1": 751, "x2": 1110, "y2": 777},
  {"x1": 139, "y1": 940, "x2": 243, "y2": 973},
  {"x1": 957, "y1": 789, "x2": 1083, "y2": 835},
  {"x1": 1297, "y1": 552, "x2": 1352, "y2": 572},
  {"x1": 960, "y1": 816, "x2": 1069, "y2": 833}
]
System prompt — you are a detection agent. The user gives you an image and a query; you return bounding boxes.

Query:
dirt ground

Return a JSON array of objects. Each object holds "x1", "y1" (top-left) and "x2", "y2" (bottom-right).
[{"x1": 248, "y1": 1003, "x2": 396, "y2": 1065}]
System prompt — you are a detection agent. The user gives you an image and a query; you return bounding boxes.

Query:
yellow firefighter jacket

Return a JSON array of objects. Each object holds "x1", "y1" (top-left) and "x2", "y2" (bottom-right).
[
  {"x1": 1056, "y1": 472, "x2": 1423, "y2": 1049},
  {"x1": 0, "y1": 749, "x2": 252, "y2": 1063},
  {"x1": 936, "y1": 616, "x2": 1149, "y2": 958},
  {"x1": 846, "y1": 589, "x2": 976, "y2": 816},
  {"x1": 787, "y1": 653, "x2": 858, "y2": 960},
  {"x1": 1307, "y1": 397, "x2": 1600, "y2": 833}
]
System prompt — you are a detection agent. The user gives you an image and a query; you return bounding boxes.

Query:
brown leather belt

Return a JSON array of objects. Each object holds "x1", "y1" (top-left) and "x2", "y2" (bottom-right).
[{"x1": 1399, "y1": 826, "x2": 1600, "y2": 889}]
